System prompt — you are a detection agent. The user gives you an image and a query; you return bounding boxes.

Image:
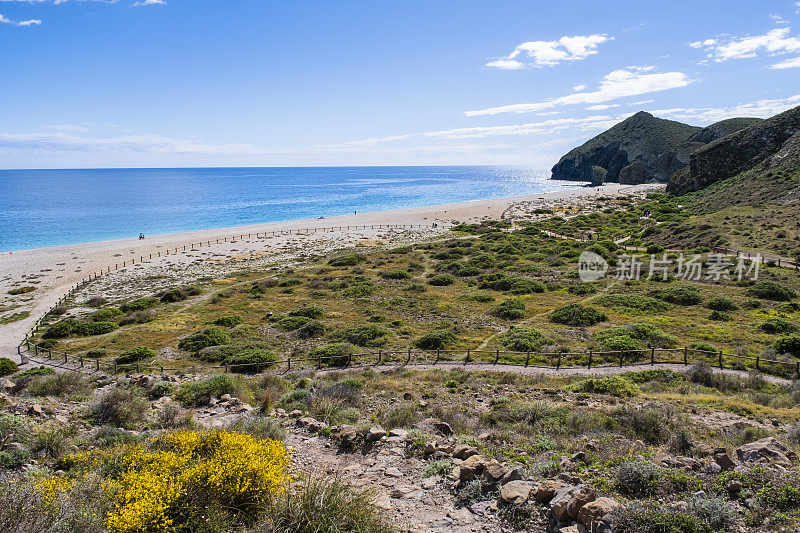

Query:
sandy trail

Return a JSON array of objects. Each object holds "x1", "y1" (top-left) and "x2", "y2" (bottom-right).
[{"x1": 0, "y1": 183, "x2": 655, "y2": 359}]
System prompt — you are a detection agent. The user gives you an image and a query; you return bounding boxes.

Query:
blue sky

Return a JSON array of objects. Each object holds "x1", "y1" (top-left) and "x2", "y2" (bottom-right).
[{"x1": 1, "y1": 0, "x2": 800, "y2": 169}]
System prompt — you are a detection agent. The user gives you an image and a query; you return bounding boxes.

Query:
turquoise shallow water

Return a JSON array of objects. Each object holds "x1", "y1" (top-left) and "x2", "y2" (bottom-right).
[{"x1": 0, "y1": 166, "x2": 573, "y2": 251}]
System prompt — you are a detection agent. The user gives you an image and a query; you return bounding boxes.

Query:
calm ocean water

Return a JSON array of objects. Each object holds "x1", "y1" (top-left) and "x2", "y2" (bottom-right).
[{"x1": 0, "y1": 166, "x2": 573, "y2": 251}]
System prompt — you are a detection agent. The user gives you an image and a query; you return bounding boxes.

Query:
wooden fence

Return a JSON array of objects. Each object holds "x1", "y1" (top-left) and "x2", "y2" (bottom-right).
[{"x1": 17, "y1": 340, "x2": 800, "y2": 379}]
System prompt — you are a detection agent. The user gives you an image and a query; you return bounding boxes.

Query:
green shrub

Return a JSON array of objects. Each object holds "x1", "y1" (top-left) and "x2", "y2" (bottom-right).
[
  {"x1": 0, "y1": 358, "x2": 18, "y2": 376},
  {"x1": 381, "y1": 270, "x2": 411, "y2": 280},
  {"x1": 14, "y1": 366, "x2": 55, "y2": 379},
  {"x1": 328, "y1": 253, "x2": 365, "y2": 266},
  {"x1": 709, "y1": 310, "x2": 731, "y2": 321},
  {"x1": 119, "y1": 297, "x2": 159, "y2": 312},
  {"x1": 460, "y1": 292, "x2": 496, "y2": 302},
  {"x1": 758, "y1": 318, "x2": 798, "y2": 334},
  {"x1": 614, "y1": 406, "x2": 672, "y2": 444},
  {"x1": 88, "y1": 308, "x2": 122, "y2": 322},
  {"x1": 289, "y1": 306, "x2": 324, "y2": 319},
  {"x1": 747, "y1": 281, "x2": 797, "y2": 301},
  {"x1": 615, "y1": 460, "x2": 662, "y2": 497},
  {"x1": 230, "y1": 415, "x2": 286, "y2": 441},
  {"x1": 309, "y1": 343, "x2": 355, "y2": 367},
  {"x1": 594, "y1": 294, "x2": 670, "y2": 313},
  {"x1": 259, "y1": 475, "x2": 392, "y2": 533},
  {"x1": 489, "y1": 298, "x2": 526, "y2": 320},
  {"x1": 178, "y1": 327, "x2": 230, "y2": 351},
  {"x1": 689, "y1": 342, "x2": 718, "y2": 353},
  {"x1": 159, "y1": 285, "x2": 201, "y2": 303},
  {"x1": 149, "y1": 380, "x2": 177, "y2": 400},
  {"x1": 424, "y1": 459, "x2": 454, "y2": 477},
  {"x1": 774, "y1": 336, "x2": 800, "y2": 356},
  {"x1": 499, "y1": 327, "x2": 552, "y2": 352},
  {"x1": 90, "y1": 388, "x2": 150, "y2": 429},
  {"x1": 176, "y1": 374, "x2": 250, "y2": 407},
  {"x1": 567, "y1": 283, "x2": 597, "y2": 295},
  {"x1": 624, "y1": 369, "x2": 686, "y2": 384},
  {"x1": 572, "y1": 376, "x2": 640, "y2": 397},
  {"x1": 611, "y1": 503, "x2": 714, "y2": 533},
  {"x1": 115, "y1": 346, "x2": 156, "y2": 365},
  {"x1": 337, "y1": 325, "x2": 391, "y2": 347},
  {"x1": 85, "y1": 349, "x2": 107, "y2": 359},
  {"x1": 26, "y1": 373, "x2": 92, "y2": 398},
  {"x1": 414, "y1": 329, "x2": 457, "y2": 350},
  {"x1": 549, "y1": 304, "x2": 606, "y2": 326},
  {"x1": 653, "y1": 285, "x2": 702, "y2": 305},
  {"x1": 478, "y1": 273, "x2": 544, "y2": 294},
  {"x1": 706, "y1": 297, "x2": 738, "y2": 311},
  {"x1": 296, "y1": 320, "x2": 325, "y2": 339},
  {"x1": 43, "y1": 320, "x2": 76, "y2": 339},
  {"x1": 77, "y1": 321, "x2": 119, "y2": 336},
  {"x1": 341, "y1": 283, "x2": 375, "y2": 297},
  {"x1": 595, "y1": 323, "x2": 679, "y2": 351},
  {"x1": 200, "y1": 343, "x2": 279, "y2": 370},
  {"x1": 428, "y1": 273, "x2": 456, "y2": 286},
  {"x1": 8, "y1": 286, "x2": 36, "y2": 295},
  {"x1": 278, "y1": 316, "x2": 311, "y2": 330},
  {"x1": 214, "y1": 315, "x2": 244, "y2": 327}
]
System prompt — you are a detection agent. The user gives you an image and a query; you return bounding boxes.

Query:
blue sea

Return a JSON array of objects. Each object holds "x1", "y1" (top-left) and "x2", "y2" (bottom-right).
[{"x1": 0, "y1": 166, "x2": 572, "y2": 251}]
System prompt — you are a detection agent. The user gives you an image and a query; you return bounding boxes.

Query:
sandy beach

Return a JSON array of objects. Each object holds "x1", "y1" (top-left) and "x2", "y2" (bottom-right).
[{"x1": 0, "y1": 183, "x2": 657, "y2": 360}]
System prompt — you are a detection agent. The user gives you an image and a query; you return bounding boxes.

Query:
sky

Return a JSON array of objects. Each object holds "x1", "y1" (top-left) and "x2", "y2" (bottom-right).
[{"x1": 1, "y1": 0, "x2": 800, "y2": 169}]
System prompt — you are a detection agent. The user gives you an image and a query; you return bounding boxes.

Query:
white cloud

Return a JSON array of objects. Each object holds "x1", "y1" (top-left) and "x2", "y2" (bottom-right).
[
  {"x1": 572, "y1": 85, "x2": 586, "y2": 91},
  {"x1": 420, "y1": 116, "x2": 620, "y2": 139},
  {"x1": 486, "y1": 34, "x2": 612, "y2": 69},
  {"x1": 46, "y1": 124, "x2": 91, "y2": 132},
  {"x1": 694, "y1": 27, "x2": 800, "y2": 62},
  {"x1": 133, "y1": 0, "x2": 165, "y2": 5},
  {"x1": 770, "y1": 55, "x2": 800, "y2": 68},
  {"x1": 770, "y1": 14, "x2": 789, "y2": 24},
  {"x1": 0, "y1": 13, "x2": 40, "y2": 25},
  {"x1": 586, "y1": 104, "x2": 619, "y2": 110},
  {"x1": 0, "y1": 132, "x2": 260, "y2": 154},
  {"x1": 651, "y1": 94, "x2": 800, "y2": 124},
  {"x1": 465, "y1": 66, "x2": 692, "y2": 116},
  {"x1": 627, "y1": 99, "x2": 654, "y2": 106}
]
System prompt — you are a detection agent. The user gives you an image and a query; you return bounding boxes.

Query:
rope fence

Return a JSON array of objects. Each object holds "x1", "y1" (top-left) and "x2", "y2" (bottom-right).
[{"x1": 17, "y1": 340, "x2": 800, "y2": 380}]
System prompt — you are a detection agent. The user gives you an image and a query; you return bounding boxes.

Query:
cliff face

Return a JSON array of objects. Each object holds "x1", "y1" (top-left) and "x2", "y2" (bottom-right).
[
  {"x1": 551, "y1": 112, "x2": 760, "y2": 185},
  {"x1": 667, "y1": 106, "x2": 800, "y2": 195},
  {"x1": 550, "y1": 112, "x2": 702, "y2": 185}
]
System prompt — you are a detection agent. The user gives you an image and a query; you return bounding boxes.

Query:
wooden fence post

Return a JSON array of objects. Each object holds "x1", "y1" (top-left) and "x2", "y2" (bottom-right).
[
  {"x1": 494, "y1": 349, "x2": 500, "y2": 364},
  {"x1": 435, "y1": 349, "x2": 440, "y2": 364},
  {"x1": 286, "y1": 356, "x2": 291, "y2": 373},
  {"x1": 650, "y1": 347, "x2": 655, "y2": 365},
  {"x1": 465, "y1": 348, "x2": 470, "y2": 365},
  {"x1": 684, "y1": 347, "x2": 688, "y2": 366},
  {"x1": 406, "y1": 348, "x2": 411, "y2": 365},
  {"x1": 525, "y1": 350, "x2": 531, "y2": 367},
  {"x1": 556, "y1": 352, "x2": 562, "y2": 370},
  {"x1": 587, "y1": 350, "x2": 592, "y2": 369},
  {"x1": 377, "y1": 349, "x2": 382, "y2": 364},
  {"x1": 718, "y1": 350, "x2": 723, "y2": 369},
  {"x1": 619, "y1": 351, "x2": 624, "y2": 367},
  {"x1": 756, "y1": 356, "x2": 760, "y2": 371}
]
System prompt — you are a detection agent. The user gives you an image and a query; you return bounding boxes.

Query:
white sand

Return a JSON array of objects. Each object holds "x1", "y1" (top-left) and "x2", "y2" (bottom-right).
[{"x1": 0, "y1": 183, "x2": 657, "y2": 359}]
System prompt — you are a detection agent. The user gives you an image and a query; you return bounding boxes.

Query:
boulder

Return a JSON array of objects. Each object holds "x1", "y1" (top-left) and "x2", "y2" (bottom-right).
[
  {"x1": 453, "y1": 444, "x2": 479, "y2": 460},
  {"x1": 661, "y1": 456, "x2": 701, "y2": 470},
  {"x1": 388, "y1": 428, "x2": 408, "y2": 439},
  {"x1": 335, "y1": 425, "x2": 360, "y2": 448},
  {"x1": 736, "y1": 437, "x2": 795, "y2": 466},
  {"x1": 296, "y1": 417, "x2": 327, "y2": 433},
  {"x1": 577, "y1": 497, "x2": 621, "y2": 533},
  {"x1": 712, "y1": 449, "x2": 736, "y2": 470},
  {"x1": 550, "y1": 484, "x2": 596, "y2": 523},
  {"x1": 483, "y1": 461, "x2": 508, "y2": 484},
  {"x1": 432, "y1": 421, "x2": 453, "y2": 437},
  {"x1": 499, "y1": 480, "x2": 532, "y2": 505},
  {"x1": 534, "y1": 479, "x2": 569, "y2": 504},
  {"x1": 365, "y1": 427, "x2": 386, "y2": 442},
  {"x1": 500, "y1": 467, "x2": 524, "y2": 485},
  {"x1": 27, "y1": 404, "x2": 44, "y2": 416}
]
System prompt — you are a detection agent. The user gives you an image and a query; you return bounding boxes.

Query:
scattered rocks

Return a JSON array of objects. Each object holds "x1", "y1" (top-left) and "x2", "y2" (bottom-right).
[
  {"x1": 535, "y1": 480, "x2": 569, "y2": 504},
  {"x1": 432, "y1": 421, "x2": 453, "y2": 437},
  {"x1": 713, "y1": 448, "x2": 737, "y2": 470},
  {"x1": 499, "y1": 480, "x2": 532, "y2": 505},
  {"x1": 453, "y1": 444, "x2": 479, "y2": 460},
  {"x1": 736, "y1": 437, "x2": 795, "y2": 467},
  {"x1": 365, "y1": 426, "x2": 386, "y2": 442},
  {"x1": 550, "y1": 484, "x2": 596, "y2": 523},
  {"x1": 577, "y1": 497, "x2": 621, "y2": 532}
]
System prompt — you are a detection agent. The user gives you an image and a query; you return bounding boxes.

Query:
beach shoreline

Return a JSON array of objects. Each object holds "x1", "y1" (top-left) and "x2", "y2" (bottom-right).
[{"x1": 0, "y1": 183, "x2": 659, "y2": 359}]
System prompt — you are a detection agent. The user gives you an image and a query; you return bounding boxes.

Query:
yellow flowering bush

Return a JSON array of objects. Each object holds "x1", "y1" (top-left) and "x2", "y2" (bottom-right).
[
  {"x1": 34, "y1": 475, "x2": 74, "y2": 506},
  {"x1": 45, "y1": 429, "x2": 290, "y2": 533}
]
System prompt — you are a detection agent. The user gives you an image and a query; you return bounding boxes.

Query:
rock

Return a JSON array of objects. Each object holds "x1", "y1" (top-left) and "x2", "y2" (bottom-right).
[
  {"x1": 483, "y1": 461, "x2": 508, "y2": 484},
  {"x1": 725, "y1": 480, "x2": 743, "y2": 493},
  {"x1": 388, "y1": 428, "x2": 408, "y2": 439},
  {"x1": 335, "y1": 425, "x2": 360, "y2": 448},
  {"x1": 577, "y1": 497, "x2": 621, "y2": 532},
  {"x1": 570, "y1": 451, "x2": 586, "y2": 464},
  {"x1": 713, "y1": 449, "x2": 736, "y2": 470},
  {"x1": 453, "y1": 444, "x2": 479, "y2": 460},
  {"x1": 374, "y1": 493, "x2": 392, "y2": 510},
  {"x1": 661, "y1": 456, "x2": 701, "y2": 470},
  {"x1": 550, "y1": 484, "x2": 596, "y2": 523},
  {"x1": 275, "y1": 408, "x2": 287, "y2": 417},
  {"x1": 0, "y1": 379, "x2": 15, "y2": 390},
  {"x1": 432, "y1": 421, "x2": 453, "y2": 437},
  {"x1": 220, "y1": 394, "x2": 232, "y2": 402},
  {"x1": 390, "y1": 484, "x2": 420, "y2": 499},
  {"x1": 288, "y1": 409, "x2": 302, "y2": 418},
  {"x1": 365, "y1": 427, "x2": 386, "y2": 442},
  {"x1": 448, "y1": 507, "x2": 474, "y2": 524},
  {"x1": 500, "y1": 480, "x2": 532, "y2": 505},
  {"x1": 736, "y1": 437, "x2": 795, "y2": 466},
  {"x1": 534, "y1": 479, "x2": 568, "y2": 504},
  {"x1": 558, "y1": 526, "x2": 581, "y2": 533},
  {"x1": 27, "y1": 404, "x2": 44, "y2": 416},
  {"x1": 705, "y1": 461, "x2": 722, "y2": 475},
  {"x1": 236, "y1": 403, "x2": 254, "y2": 413},
  {"x1": 296, "y1": 417, "x2": 327, "y2": 433},
  {"x1": 384, "y1": 467, "x2": 403, "y2": 478},
  {"x1": 500, "y1": 467, "x2": 524, "y2": 485},
  {"x1": 423, "y1": 441, "x2": 437, "y2": 456}
]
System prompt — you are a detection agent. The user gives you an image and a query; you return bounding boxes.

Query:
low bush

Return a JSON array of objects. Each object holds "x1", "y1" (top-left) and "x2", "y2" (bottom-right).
[
  {"x1": 148, "y1": 380, "x2": 176, "y2": 400},
  {"x1": 567, "y1": 283, "x2": 597, "y2": 295},
  {"x1": 214, "y1": 315, "x2": 243, "y2": 327},
  {"x1": 0, "y1": 357, "x2": 18, "y2": 376},
  {"x1": 414, "y1": 329, "x2": 458, "y2": 350},
  {"x1": 499, "y1": 326, "x2": 552, "y2": 352},
  {"x1": 176, "y1": 374, "x2": 251, "y2": 406},
  {"x1": 308, "y1": 343, "x2": 355, "y2": 367},
  {"x1": 615, "y1": 460, "x2": 663, "y2": 497},
  {"x1": 328, "y1": 253, "x2": 365, "y2": 266},
  {"x1": 25, "y1": 372, "x2": 92, "y2": 398},
  {"x1": 653, "y1": 285, "x2": 702, "y2": 305},
  {"x1": 341, "y1": 283, "x2": 375, "y2": 297},
  {"x1": 296, "y1": 320, "x2": 325, "y2": 338},
  {"x1": 88, "y1": 307, "x2": 122, "y2": 322},
  {"x1": 200, "y1": 342, "x2": 279, "y2": 370},
  {"x1": 159, "y1": 285, "x2": 201, "y2": 303},
  {"x1": 774, "y1": 336, "x2": 800, "y2": 356},
  {"x1": 706, "y1": 296, "x2": 738, "y2": 311},
  {"x1": 489, "y1": 298, "x2": 526, "y2": 320},
  {"x1": 689, "y1": 342, "x2": 718, "y2": 354},
  {"x1": 758, "y1": 318, "x2": 798, "y2": 334},
  {"x1": 336, "y1": 325, "x2": 392, "y2": 347},
  {"x1": 428, "y1": 273, "x2": 456, "y2": 286},
  {"x1": 289, "y1": 305, "x2": 324, "y2": 319},
  {"x1": 230, "y1": 414, "x2": 286, "y2": 441},
  {"x1": 119, "y1": 297, "x2": 159, "y2": 313},
  {"x1": 549, "y1": 304, "x2": 606, "y2": 326},
  {"x1": 572, "y1": 376, "x2": 640, "y2": 397},
  {"x1": 178, "y1": 327, "x2": 230, "y2": 351},
  {"x1": 8, "y1": 286, "x2": 36, "y2": 295},
  {"x1": 90, "y1": 388, "x2": 150, "y2": 428},
  {"x1": 115, "y1": 346, "x2": 156, "y2": 365},
  {"x1": 709, "y1": 310, "x2": 732, "y2": 321},
  {"x1": 613, "y1": 406, "x2": 672, "y2": 444},
  {"x1": 381, "y1": 270, "x2": 411, "y2": 280},
  {"x1": 747, "y1": 281, "x2": 797, "y2": 301},
  {"x1": 611, "y1": 503, "x2": 716, "y2": 533}
]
